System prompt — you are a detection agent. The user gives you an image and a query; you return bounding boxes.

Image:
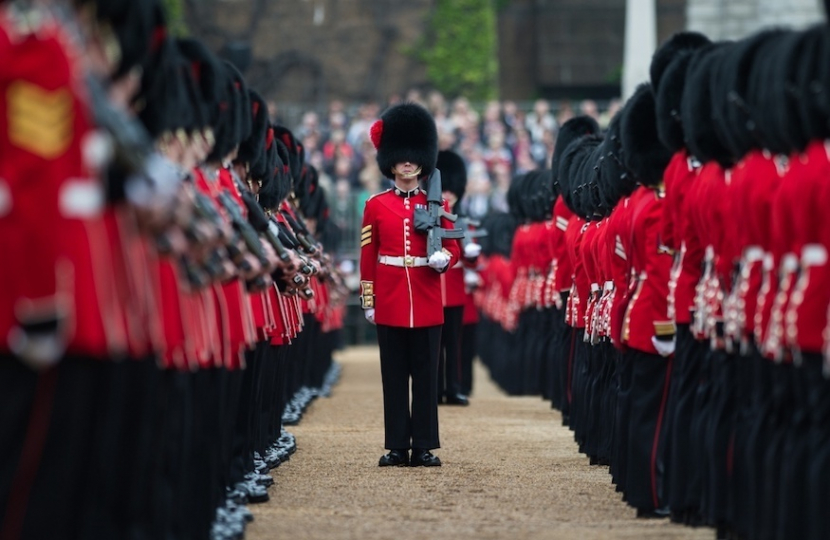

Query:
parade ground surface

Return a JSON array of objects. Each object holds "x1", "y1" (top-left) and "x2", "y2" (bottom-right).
[{"x1": 248, "y1": 346, "x2": 711, "y2": 540}]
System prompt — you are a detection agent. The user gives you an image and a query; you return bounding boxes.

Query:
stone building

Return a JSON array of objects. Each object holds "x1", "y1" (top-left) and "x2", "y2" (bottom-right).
[{"x1": 184, "y1": 0, "x2": 825, "y2": 108}]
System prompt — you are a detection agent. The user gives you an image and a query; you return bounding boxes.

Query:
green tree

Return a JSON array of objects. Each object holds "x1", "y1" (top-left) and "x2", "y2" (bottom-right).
[
  {"x1": 419, "y1": 0, "x2": 499, "y2": 101},
  {"x1": 161, "y1": 0, "x2": 188, "y2": 36}
]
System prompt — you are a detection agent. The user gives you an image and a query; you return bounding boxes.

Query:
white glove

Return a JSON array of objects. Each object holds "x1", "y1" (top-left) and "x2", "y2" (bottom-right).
[
  {"x1": 464, "y1": 269, "x2": 482, "y2": 288},
  {"x1": 463, "y1": 242, "x2": 482, "y2": 259},
  {"x1": 364, "y1": 308, "x2": 376, "y2": 325},
  {"x1": 651, "y1": 335, "x2": 676, "y2": 357},
  {"x1": 428, "y1": 251, "x2": 450, "y2": 271}
]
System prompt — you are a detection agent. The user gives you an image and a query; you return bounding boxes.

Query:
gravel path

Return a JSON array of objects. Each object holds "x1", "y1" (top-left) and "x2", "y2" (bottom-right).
[{"x1": 248, "y1": 345, "x2": 713, "y2": 540}]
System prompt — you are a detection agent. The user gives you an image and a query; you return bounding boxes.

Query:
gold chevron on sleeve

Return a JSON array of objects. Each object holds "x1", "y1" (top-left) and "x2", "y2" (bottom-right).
[
  {"x1": 7, "y1": 81, "x2": 73, "y2": 159},
  {"x1": 360, "y1": 224, "x2": 372, "y2": 247}
]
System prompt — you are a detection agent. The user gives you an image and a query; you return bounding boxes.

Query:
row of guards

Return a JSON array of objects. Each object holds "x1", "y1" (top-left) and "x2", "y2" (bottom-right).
[
  {"x1": 0, "y1": 1, "x2": 347, "y2": 539},
  {"x1": 472, "y1": 15, "x2": 830, "y2": 540}
]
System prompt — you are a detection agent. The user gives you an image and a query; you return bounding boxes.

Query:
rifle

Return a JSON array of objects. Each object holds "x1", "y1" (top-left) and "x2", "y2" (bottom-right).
[
  {"x1": 413, "y1": 169, "x2": 465, "y2": 257},
  {"x1": 456, "y1": 216, "x2": 488, "y2": 250}
]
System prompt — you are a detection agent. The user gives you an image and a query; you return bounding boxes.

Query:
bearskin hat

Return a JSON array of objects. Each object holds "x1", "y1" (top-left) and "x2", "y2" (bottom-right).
[
  {"x1": 370, "y1": 102, "x2": 439, "y2": 180},
  {"x1": 655, "y1": 50, "x2": 696, "y2": 153},
  {"x1": 774, "y1": 26, "x2": 825, "y2": 152},
  {"x1": 436, "y1": 149, "x2": 467, "y2": 211},
  {"x1": 236, "y1": 90, "x2": 269, "y2": 167},
  {"x1": 596, "y1": 112, "x2": 629, "y2": 210},
  {"x1": 796, "y1": 25, "x2": 830, "y2": 142},
  {"x1": 479, "y1": 211, "x2": 517, "y2": 258},
  {"x1": 714, "y1": 29, "x2": 789, "y2": 159},
  {"x1": 747, "y1": 31, "x2": 802, "y2": 155},
  {"x1": 551, "y1": 116, "x2": 601, "y2": 196},
  {"x1": 559, "y1": 134, "x2": 602, "y2": 218},
  {"x1": 272, "y1": 125, "x2": 303, "y2": 185},
  {"x1": 650, "y1": 31, "x2": 712, "y2": 93},
  {"x1": 681, "y1": 43, "x2": 734, "y2": 167},
  {"x1": 621, "y1": 83, "x2": 672, "y2": 187},
  {"x1": 137, "y1": 38, "x2": 191, "y2": 138}
]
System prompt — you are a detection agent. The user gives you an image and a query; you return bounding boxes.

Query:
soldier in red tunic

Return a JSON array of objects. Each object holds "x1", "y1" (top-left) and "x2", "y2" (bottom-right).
[
  {"x1": 436, "y1": 149, "x2": 478, "y2": 406},
  {"x1": 360, "y1": 103, "x2": 461, "y2": 467}
]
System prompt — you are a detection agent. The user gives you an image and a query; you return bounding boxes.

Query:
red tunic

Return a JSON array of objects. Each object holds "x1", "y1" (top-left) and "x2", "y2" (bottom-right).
[
  {"x1": 0, "y1": 9, "x2": 127, "y2": 361},
  {"x1": 621, "y1": 186, "x2": 673, "y2": 355},
  {"x1": 784, "y1": 142, "x2": 830, "y2": 354},
  {"x1": 359, "y1": 189, "x2": 461, "y2": 328}
]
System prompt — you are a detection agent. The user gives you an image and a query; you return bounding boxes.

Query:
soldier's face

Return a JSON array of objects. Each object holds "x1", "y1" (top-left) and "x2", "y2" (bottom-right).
[{"x1": 394, "y1": 162, "x2": 421, "y2": 179}]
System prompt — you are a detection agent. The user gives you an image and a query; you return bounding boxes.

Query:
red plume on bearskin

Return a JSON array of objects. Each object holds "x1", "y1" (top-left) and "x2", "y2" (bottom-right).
[{"x1": 370, "y1": 119, "x2": 383, "y2": 150}]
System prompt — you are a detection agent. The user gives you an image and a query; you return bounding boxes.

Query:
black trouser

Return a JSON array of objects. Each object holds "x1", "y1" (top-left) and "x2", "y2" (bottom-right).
[
  {"x1": 460, "y1": 322, "x2": 477, "y2": 395},
  {"x1": 439, "y1": 306, "x2": 464, "y2": 399},
  {"x1": 376, "y1": 324, "x2": 442, "y2": 451},
  {"x1": 623, "y1": 348, "x2": 672, "y2": 512}
]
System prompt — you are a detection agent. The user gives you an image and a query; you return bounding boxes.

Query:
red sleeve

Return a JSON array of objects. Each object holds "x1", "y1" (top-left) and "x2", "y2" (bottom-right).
[{"x1": 358, "y1": 197, "x2": 378, "y2": 308}]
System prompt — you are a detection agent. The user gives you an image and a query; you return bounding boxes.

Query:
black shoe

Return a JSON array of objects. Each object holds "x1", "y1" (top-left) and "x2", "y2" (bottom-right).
[
  {"x1": 378, "y1": 450, "x2": 409, "y2": 467},
  {"x1": 410, "y1": 449, "x2": 441, "y2": 467},
  {"x1": 636, "y1": 507, "x2": 669, "y2": 519},
  {"x1": 443, "y1": 393, "x2": 469, "y2": 406}
]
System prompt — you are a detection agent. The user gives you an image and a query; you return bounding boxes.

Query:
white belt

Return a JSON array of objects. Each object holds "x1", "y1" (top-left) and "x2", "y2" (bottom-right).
[
  {"x1": 802, "y1": 244, "x2": 828, "y2": 267},
  {"x1": 781, "y1": 253, "x2": 799, "y2": 274},
  {"x1": 744, "y1": 246, "x2": 764, "y2": 263},
  {"x1": 378, "y1": 255, "x2": 429, "y2": 268}
]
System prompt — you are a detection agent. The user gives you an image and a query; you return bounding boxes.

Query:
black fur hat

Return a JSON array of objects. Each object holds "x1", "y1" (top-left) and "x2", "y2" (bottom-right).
[
  {"x1": 137, "y1": 38, "x2": 191, "y2": 138},
  {"x1": 621, "y1": 83, "x2": 673, "y2": 187},
  {"x1": 550, "y1": 116, "x2": 601, "y2": 196},
  {"x1": 774, "y1": 26, "x2": 826, "y2": 151},
  {"x1": 796, "y1": 25, "x2": 830, "y2": 142},
  {"x1": 205, "y1": 62, "x2": 238, "y2": 162},
  {"x1": 84, "y1": 0, "x2": 160, "y2": 80},
  {"x1": 370, "y1": 102, "x2": 439, "y2": 180},
  {"x1": 224, "y1": 61, "x2": 252, "y2": 149},
  {"x1": 748, "y1": 31, "x2": 803, "y2": 155},
  {"x1": 436, "y1": 149, "x2": 467, "y2": 211},
  {"x1": 177, "y1": 38, "x2": 224, "y2": 129},
  {"x1": 559, "y1": 134, "x2": 602, "y2": 217},
  {"x1": 272, "y1": 125, "x2": 302, "y2": 185},
  {"x1": 681, "y1": 43, "x2": 735, "y2": 166},
  {"x1": 650, "y1": 31, "x2": 712, "y2": 93},
  {"x1": 716, "y1": 29, "x2": 789, "y2": 159},
  {"x1": 655, "y1": 50, "x2": 696, "y2": 153},
  {"x1": 479, "y1": 211, "x2": 517, "y2": 258},
  {"x1": 236, "y1": 90, "x2": 269, "y2": 167},
  {"x1": 596, "y1": 112, "x2": 629, "y2": 210}
]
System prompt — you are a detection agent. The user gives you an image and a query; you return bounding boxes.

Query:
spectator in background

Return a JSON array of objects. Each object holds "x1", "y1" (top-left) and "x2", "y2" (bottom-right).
[
  {"x1": 525, "y1": 99, "x2": 557, "y2": 143},
  {"x1": 530, "y1": 128, "x2": 556, "y2": 169},
  {"x1": 267, "y1": 99, "x2": 283, "y2": 124},
  {"x1": 579, "y1": 99, "x2": 600, "y2": 122},
  {"x1": 322, "y1": 129, "x2": 355, "y2": 178},
  {"x1": 501, "y1": 100, "x2": 523, "y2": 143},
  {"x1": 460, "y1": 161, "x2": 492, "y2": 221},
  {"x1": 489, "y1": 160, "x2": 512, "y2": 213},
  {"x1": 347, "y1": 101, "x2": 380, "y2": 149},
  {"x1": 357, "y1": 160, "x2": 384, "y2": 212},
  {"x1": 331, "y1": 155, "x2": 358, "y2": 188},
  {"x1": 481, "y1": 127, "x2": 513, "y2": 175},
  {"x1": 599, "y1": 98, "x2": 622, "y2": 129},
  {"x1": 480, "y1": 100, "x2": 504, "y2": 147},
  {"x1": 449, "y1": 97, "x2": 479, "y2": 137},
  {"x1": 296, "y1": 110, "x2": 321, "y2": 141},
  {"x1": 512, "y1": 127, "x2": 538, "y2": 175},
  {"x1": 555, "y1": 100, "x2": 574, "y2": 127}
]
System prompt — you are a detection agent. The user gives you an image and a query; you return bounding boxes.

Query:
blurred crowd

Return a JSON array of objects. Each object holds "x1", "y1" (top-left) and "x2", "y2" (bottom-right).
[{"x1": 288, "y1": 92, "x2": 622, "y2": 255}]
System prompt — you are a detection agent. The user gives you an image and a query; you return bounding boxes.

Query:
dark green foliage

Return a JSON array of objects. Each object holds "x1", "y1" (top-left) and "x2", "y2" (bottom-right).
[{"x1": 418, "y1": 0, "x2": 499, "y2": 100}]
